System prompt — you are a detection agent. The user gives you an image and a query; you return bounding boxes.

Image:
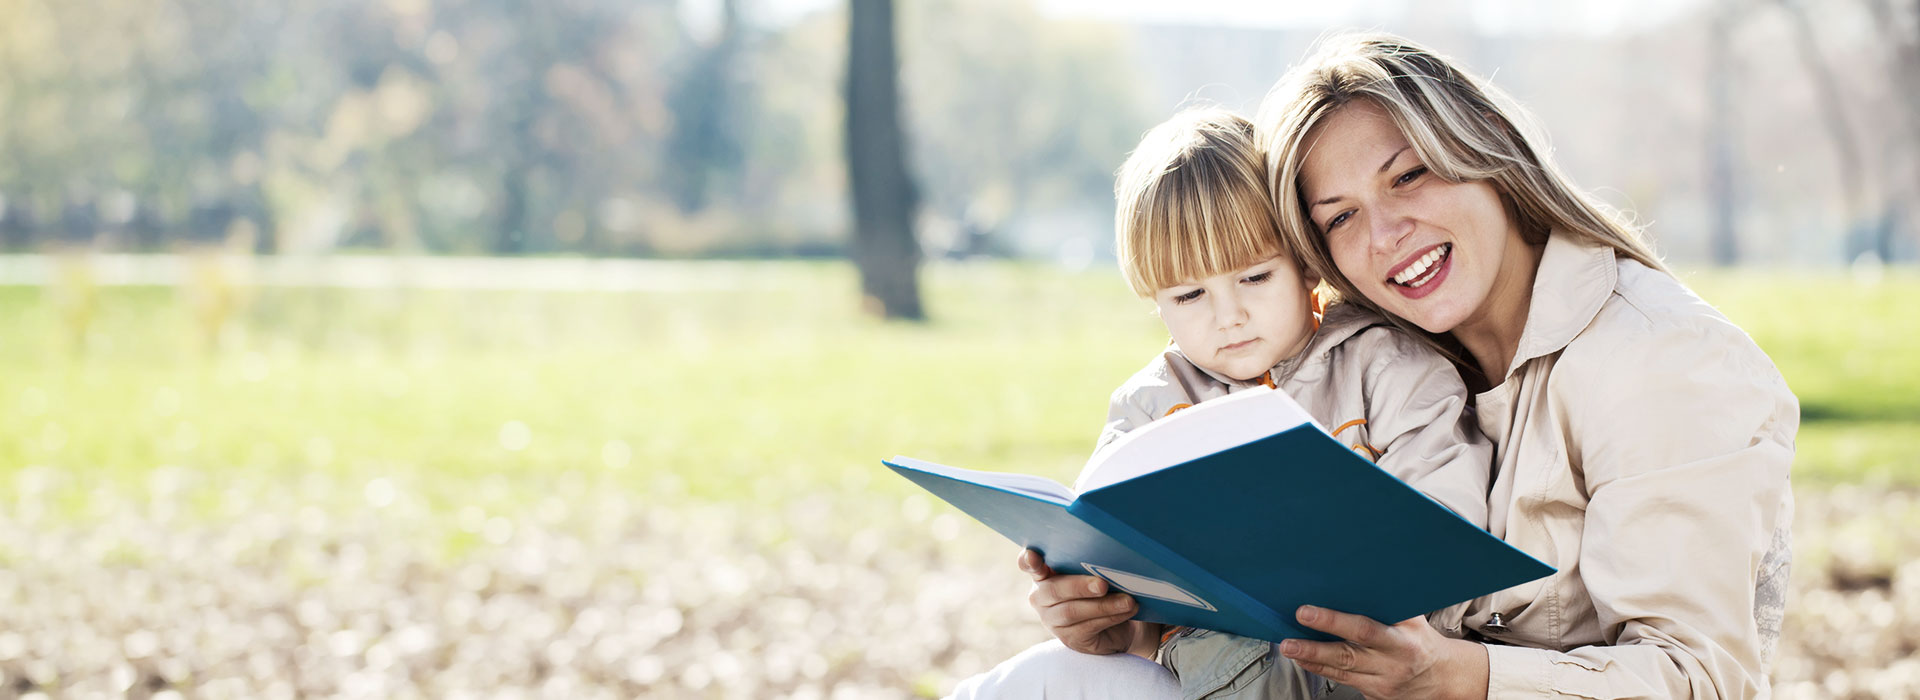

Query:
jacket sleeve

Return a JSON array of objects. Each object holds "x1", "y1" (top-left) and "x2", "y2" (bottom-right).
[
  {"x1": 1360, "y1": 330, "x2": 1493, "y2": 530},
  {"x1": 1077, "y1": 351, "x2": 1202, "y2": 491},
  {"x1": 1486, "y1": 318, "x2": 1796, "y2": 700}
]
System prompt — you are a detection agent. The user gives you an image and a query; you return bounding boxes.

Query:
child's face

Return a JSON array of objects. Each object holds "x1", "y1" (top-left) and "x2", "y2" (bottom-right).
[{"x1": 1153, "y1": 254, "x2": 1318, "y2": 382}]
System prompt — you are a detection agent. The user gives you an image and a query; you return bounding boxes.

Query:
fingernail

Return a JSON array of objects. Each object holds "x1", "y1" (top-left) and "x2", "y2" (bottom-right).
[
  {"x1": 1087, "y1": 579, "x2": 1105, "y2": 596},
  {"x1": 1280, "y1": 640, "x2": 1300, "y2": 656},
  {"x1": 1298, "y1": 606, "x2": 1319, "y2": 623}
]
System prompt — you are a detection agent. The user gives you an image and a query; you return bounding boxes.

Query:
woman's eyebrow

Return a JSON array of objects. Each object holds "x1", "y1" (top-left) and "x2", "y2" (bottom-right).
[
  {"x1": 1377, "y1": 146, "x2": 1411, "y2": 174},
  {"x1": 1310, "y1": 146, "x2": 1416, "y2": 208}
]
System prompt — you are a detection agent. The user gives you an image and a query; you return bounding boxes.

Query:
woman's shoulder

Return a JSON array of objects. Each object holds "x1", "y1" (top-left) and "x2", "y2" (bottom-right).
[
  {"x1": 1566, "y1": 259, "x2": 1772, "y2": 372},
  {"x1": 1551, "y1": 258, "x2": 1796, "y2": 446},
  {"x1": 1544, "y1": 258, "x2": 1798, "y2": 487}
]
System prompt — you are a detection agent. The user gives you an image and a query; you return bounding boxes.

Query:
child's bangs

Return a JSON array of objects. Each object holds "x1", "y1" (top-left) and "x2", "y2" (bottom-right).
[{"x1": 1134, "y1": 190, "x2": 1282, "y2": 293}]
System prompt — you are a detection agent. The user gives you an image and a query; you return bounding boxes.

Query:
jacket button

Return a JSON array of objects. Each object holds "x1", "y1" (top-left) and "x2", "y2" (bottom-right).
[{"x1": 1484, "y1": 612, "x2": 1509, "y2": 632}]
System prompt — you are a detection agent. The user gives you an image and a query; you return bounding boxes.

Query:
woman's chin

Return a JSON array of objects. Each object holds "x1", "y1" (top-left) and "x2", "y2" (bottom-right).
[{"x1": 1376, "y1": 293, "x2": 1465, "y2": 335}]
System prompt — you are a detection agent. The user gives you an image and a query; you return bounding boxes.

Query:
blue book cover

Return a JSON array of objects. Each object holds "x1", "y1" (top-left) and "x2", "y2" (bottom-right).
[{"x1": 884, "y1": 389, "x2": 1554, "y2": 643}]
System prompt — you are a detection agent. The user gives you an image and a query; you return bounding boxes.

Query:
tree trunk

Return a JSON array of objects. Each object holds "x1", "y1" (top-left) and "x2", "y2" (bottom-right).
[
  {"x1": 1706, "y1": 4, "x2": 1739, "y2": 266},
  {"x1": 498, "y1": 161, "x2": 530, "y2": 255},
  {"x1": 1774, "y1": 0, "x2": 1872, "y2": 261},
  {"x1": 845, "y1": 0, "x2": 924, "y2": 320},
  {"x1": 1868, "y1": 0, "x2": 1920, "y2": 262},
  {"x1": 667, "y1": 0, "x2": 743, "y2": 214}
]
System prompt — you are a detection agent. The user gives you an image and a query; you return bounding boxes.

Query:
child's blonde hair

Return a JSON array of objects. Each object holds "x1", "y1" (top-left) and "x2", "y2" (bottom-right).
[{"x1": 1114, "y1": 108, "x2": 1290, "y2": 298}]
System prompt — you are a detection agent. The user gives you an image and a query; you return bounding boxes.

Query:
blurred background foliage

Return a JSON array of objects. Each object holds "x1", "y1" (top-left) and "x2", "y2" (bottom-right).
[
  {"x1": 0, "y1": 0, "x2": 1151, "y2": 261},
  {"x1": 3, "y1": 0, "x2": 1917, "y2": 265}
]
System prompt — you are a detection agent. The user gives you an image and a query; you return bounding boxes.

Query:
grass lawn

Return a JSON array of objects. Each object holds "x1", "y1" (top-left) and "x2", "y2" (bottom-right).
[
  {"x1": 3, "y1": 260, "x2": 1914, "y2": 540},
  {"x1": 2, "y1": 259, "x2": 1917, "y2": 697}
]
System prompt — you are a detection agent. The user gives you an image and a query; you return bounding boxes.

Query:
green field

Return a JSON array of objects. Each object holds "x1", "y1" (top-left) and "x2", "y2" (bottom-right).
[
  {"x1": 4, "y1": 262, "x2": 1915, "y2": 535},
  {"x1": 2, "y1": 260, "x2": 1917, "y2": 696}
]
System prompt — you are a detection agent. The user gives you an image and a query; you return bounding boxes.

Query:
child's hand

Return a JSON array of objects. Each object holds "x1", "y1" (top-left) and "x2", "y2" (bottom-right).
[{"x1": 1018, "y1": 549, "x2": 1153, "y2": 656}]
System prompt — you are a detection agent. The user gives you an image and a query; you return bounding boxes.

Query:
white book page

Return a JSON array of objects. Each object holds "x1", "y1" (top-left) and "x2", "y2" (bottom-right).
[
  {"x1": 1076, "y1": 387, "x2": 1320, "y2": 493},
  {"x1": 889, "y1": 456, "x2": 1075, "y2": 504}
]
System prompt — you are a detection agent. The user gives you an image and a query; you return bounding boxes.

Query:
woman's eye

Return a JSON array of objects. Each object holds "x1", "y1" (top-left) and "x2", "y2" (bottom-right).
[
  {"x1": 1396, "y1": 166, "x2": 1427, "y2": 186},
  {"x1": 1324, "y1": 212, "x2": 1351, "y2": 232},
  {"x1": 1173, "y1": 289, "x2": 1204, "y2": 304},
  {"x1": 1242, "y1": 271, "x2": 1273, "y2": 285}
]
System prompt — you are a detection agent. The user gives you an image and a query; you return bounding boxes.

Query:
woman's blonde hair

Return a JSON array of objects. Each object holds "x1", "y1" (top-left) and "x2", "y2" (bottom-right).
[
  {"x1": 1114, "y1": 107, "x2": 1292, "y2": 298},
  {"x1": 1256, "y1": 33, "x2": 1667, "y2": 318}
]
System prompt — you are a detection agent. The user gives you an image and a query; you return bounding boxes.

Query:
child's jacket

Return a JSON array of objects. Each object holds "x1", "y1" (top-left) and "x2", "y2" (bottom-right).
[
  {"x1": 1078, "y1": 302, "x2": 1494, "y2": 700},
  {"x1": 1081, "y1": 302, "x2": 1491, "y2": 528}
]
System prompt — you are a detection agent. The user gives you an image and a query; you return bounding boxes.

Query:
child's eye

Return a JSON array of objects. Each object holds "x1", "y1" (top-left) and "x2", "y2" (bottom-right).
[
  {"x1": 1242, "y1": 271, "x2": 1273, "y2": 285},
  {"x1": 1173, "y1": 289, "x2": 1205, "y2": 304},
  {"x1": 1395, "y1": 166, "x2": 1428, "y2": 186}
]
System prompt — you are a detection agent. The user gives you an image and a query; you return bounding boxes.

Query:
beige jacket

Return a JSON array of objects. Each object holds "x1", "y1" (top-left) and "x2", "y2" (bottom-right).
[
  {"x1": 1083, "y1": 303, "x2": 1495, "y2": 699},
  {"x1": 1465, "y1": 233, "x2": 1796, "y2": 699},
  {"x1": 1081, "y1": 301, "x2": 1493, "y2": 544}
]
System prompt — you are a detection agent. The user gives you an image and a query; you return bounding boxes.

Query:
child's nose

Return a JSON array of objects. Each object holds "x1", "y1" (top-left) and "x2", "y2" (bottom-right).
[{"x1": 1212, "y1": 292, "x2": 1249, "y2": 327}]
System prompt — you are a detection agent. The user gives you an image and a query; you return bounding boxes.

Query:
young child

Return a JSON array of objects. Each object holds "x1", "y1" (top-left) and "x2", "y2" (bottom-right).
[{"x1": 1087, "y1": 107, "x2": 1491, "y2": 699}]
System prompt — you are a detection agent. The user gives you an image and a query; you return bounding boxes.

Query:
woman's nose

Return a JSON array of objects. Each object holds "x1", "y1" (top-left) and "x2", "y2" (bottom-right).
[{"x1": 1369, "y1": 203, "x2": 1413, "y2": 253}]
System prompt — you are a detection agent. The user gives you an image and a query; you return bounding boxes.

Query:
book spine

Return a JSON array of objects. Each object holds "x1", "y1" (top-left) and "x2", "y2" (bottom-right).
[{"x1": 1069, "y1": 500, "x2": 1296, "y2": 637}]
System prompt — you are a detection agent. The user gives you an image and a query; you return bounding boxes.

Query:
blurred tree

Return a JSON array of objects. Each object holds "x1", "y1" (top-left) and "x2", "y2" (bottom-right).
[
  {"x1": 845, "y1": 0, "x2": 923, "y2": 319},
  {"x1": 666, "y1": 0, "x2": 746, "y2": 214},
  {"x1": 900, "y1": 0, "x2": 1148, "y2": 256},
  {"x1": 1706, "y1": 1, "x2": 1740, "y2": 266},
  {"x1": 1773, "y1": 0, "x2": 1871, "y2": 262},
  {"x1": 433, "y1": 0, "x2": 677, "y2": 255},
  {"x1": 0, "y1": 196, "x2": 38, "y2": 250},
  {"x1": 128, "y1": 0, "x2": 283, "y2": 252},
  {"x1": 1865, "y1": 0, "x2": 1920, "y2": 261}
]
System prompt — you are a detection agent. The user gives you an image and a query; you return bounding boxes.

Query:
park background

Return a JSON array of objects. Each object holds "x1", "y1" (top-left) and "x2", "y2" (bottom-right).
[{"x1": 2, "y1": 0, "x2": 1917, "y2": 697}]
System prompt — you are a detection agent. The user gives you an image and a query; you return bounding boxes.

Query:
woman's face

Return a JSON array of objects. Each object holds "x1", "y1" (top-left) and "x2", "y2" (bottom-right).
[{"x1": 1297, "y1": 101, "x2": 1531, "y2": 337}]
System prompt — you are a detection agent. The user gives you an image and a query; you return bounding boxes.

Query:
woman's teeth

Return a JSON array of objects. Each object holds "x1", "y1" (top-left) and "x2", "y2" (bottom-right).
[{"x1": 1392, "y1": 244, "x2": 1451, "y2": 287}]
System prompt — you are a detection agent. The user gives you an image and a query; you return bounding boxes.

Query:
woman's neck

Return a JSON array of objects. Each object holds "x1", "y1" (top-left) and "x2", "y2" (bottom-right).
[{"x1": 1454, "y1": 239, "x2": 1546, "y2": 389}]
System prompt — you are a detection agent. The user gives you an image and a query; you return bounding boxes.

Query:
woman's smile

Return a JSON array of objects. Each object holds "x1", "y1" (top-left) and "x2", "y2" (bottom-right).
[{"x1": 1388, "y1": 242, "x2": 1453, "y2": 299}]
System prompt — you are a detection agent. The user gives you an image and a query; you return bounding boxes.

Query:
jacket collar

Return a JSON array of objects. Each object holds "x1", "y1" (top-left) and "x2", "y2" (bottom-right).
[
  {"x1": 1168, "y1": 343, "x2": 1272, "y2": 389},
  {"x1": 1503, "y1": 231, "x2": 1618, "y2": 381}
]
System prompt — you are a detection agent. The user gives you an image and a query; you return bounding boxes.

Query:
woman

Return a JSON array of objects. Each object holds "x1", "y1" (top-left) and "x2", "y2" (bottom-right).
[
  {"x1": 1254, "y1": 33, "x2": 1795, "y2": 699},
  {"x1": 962, "y1": 34, "x2": 1794, "y2": 700}
]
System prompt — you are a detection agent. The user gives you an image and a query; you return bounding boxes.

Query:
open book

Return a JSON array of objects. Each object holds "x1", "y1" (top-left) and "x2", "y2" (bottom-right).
[{"x1": 885, "y1": 388, "x2": 1552, "y2": 643}]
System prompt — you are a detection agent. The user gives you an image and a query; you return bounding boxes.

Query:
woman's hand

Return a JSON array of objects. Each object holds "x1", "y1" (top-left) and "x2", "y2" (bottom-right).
[
  {"x1": 1018, "y1": 549, "x2": 1158, "y2": 656},
  {"x1": 1279, "y1": 605, "x2": 1489, "y2": 700}
]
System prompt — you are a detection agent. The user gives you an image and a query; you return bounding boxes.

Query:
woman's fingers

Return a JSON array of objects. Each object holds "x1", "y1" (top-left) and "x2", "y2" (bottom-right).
[
  {"x1": 1294, "y1": 605, "x2": 1391, "y2": 647},
  {"x1": 1280, "y1": 637, "x2": 1366, "y2": 676},
  {"x1": 1283, "y1": 613, "x2": 1476, "y2": 699},
  {"x1": 1293, "y1": 659, "x2": 1356, "y2": 686},
  {"x1": 1278, "y1": 606, "x2": 1404, "y2": 681},
  {"x1": 1015, "y1": 549, "x2": 1054, "y2": 581},
  {"x1": 1036, "y1": 591, "x2": 1135, "y2": 628},
  {"x1": 1046, "y1": 596, "x2": 1139, "y2": 654},
  {"x1": 1027, "y1": 572, "x2": 1108, "y2": 608},
  {"x1": 1053, "y1": 603, "x2": 1138, "y2": 637},
  {"x1": 1016, "y1": 554, "x2": 1139, "y2": 653}
]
